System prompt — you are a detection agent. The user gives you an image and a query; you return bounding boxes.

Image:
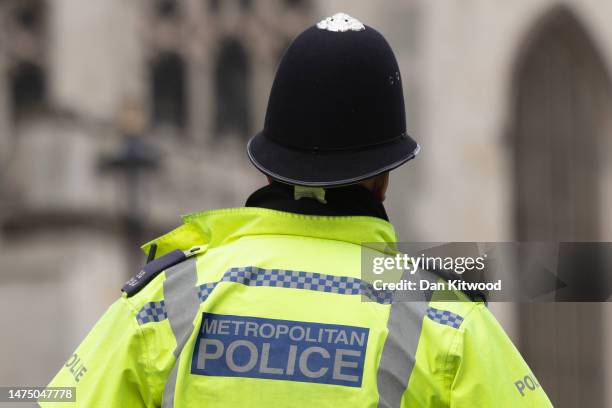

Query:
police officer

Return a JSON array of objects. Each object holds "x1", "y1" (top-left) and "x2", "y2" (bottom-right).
[{"x1": 42, "y1": 13, "x2": 552, "y2": 407}]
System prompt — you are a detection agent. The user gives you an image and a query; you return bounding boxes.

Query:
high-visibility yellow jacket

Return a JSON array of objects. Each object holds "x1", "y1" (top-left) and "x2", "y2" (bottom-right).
[{"x1": 42, "y1": 208, "x2": 552, "y2": 407}]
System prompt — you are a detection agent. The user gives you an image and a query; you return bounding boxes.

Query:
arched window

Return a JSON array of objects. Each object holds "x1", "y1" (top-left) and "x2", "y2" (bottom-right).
[
  {"x1": 510, "y1": 6, "x2": 612, "y2": 407},
  {"x1": 513, "y1": 8, "x2": 610, "y2": 241},
  {"x1": 214, "y1": 38, "x2": 250, "y2": 139},
  {"x1": 10, "y1": 61, "x2": 47, "y2": 119},
  {"x1": 151, "y1": 52, "x2": 188, "y2": 130}
]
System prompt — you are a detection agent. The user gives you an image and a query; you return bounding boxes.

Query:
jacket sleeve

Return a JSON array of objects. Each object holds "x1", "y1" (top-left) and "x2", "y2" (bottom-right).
[
  {"x1": 450, "y1": 304, "x2": 553, "y2": 407},
  {"x1": 39, "y1": 296, "x2": 159, "y2": 408}
]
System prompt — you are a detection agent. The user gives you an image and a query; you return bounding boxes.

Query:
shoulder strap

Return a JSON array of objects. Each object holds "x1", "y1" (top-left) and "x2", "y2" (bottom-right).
[
  {"x1": 122, "y1": 249, "x2": 187, "y2": 297},
  {"x1": 122, "y1": 245, "x2": 207, "y2": 297}
]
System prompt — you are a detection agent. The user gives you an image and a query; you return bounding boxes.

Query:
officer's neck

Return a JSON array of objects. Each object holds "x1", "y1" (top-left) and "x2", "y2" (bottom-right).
[{"x1": 245, "y1": 181, "x2": 389, "y2": 221}]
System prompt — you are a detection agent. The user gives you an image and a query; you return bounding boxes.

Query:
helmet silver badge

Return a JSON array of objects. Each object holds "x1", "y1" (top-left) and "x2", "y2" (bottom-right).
[{"x1": 316, "y1": 13, "x2": 365, "y2": 32}]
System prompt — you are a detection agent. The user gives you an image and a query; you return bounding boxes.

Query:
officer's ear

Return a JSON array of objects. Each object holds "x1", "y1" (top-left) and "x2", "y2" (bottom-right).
[
  {"x1": 374, "y1": 173, "x2": 389, "y2": 202},
  {"x1": 362, "y1": 173, "x2": 389, "y2": 202}
]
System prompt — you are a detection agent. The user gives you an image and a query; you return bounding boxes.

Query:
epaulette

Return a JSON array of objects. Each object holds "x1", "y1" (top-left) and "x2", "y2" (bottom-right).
[
  {"x1": 122, "y1": 244, "x2": 205, "y2": 297},
  {"x1": 425, "y1": 267, "x2": 488, "y2": 304}
]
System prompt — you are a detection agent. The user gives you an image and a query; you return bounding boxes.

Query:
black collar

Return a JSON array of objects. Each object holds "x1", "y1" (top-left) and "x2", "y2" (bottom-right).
[{"x1": 245, "y1": 182, "x2": 389, "y2": 221}]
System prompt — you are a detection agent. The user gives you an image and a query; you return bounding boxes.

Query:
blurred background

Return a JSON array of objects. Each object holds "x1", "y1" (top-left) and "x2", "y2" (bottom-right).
[{"x1": 0, "y1": 0, "x2": 611, "y2": 406}]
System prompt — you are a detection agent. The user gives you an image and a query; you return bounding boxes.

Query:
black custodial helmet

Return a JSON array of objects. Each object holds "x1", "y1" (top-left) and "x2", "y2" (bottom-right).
[{"x1": 247, "y1": 13, "x2": 420, "y2": 187}]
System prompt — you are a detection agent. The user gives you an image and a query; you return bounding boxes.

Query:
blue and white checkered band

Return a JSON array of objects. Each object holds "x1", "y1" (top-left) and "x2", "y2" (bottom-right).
[
  {"x1": 136, "y1": 300, "x2": 167, "y2": 325},
  {"x1": 359, "y1": 280, "x2": 394, "y2": 305},
  {"x1": 212, "y1": 266, "x2": 362, "y2": 295},
  {"x1": 426, "y1": 307, "x2": 465, "y2": 329},
  {"x1": 136, "y1": 266, "x2": 394, "y2": 325}
]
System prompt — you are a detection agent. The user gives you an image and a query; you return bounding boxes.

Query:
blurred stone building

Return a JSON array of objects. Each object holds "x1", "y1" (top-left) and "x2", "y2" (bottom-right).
[{"x1": 0, "y1": 0, "x2": 611, "y2": 407}]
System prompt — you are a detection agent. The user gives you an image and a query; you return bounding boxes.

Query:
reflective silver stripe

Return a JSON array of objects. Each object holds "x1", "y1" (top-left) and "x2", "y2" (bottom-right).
[
  {"x1": 163, "y1": 362, "x2": 182, "y2": 408},
  {"x1": 376, "y1": 270, "x2": 431, "y2": 408},
  {"x1": 161, "y1": 258, "x2": 200, "y2": 408}
]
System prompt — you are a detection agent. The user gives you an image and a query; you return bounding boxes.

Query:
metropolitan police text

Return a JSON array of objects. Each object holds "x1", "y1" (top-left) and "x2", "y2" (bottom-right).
[{"x1": 191, "y1": 314, "x2": 369, "y2": 387}]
